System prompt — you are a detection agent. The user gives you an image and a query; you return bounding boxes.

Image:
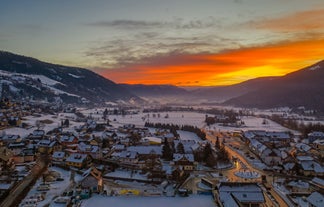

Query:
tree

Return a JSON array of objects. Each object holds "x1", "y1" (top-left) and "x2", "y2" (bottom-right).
[
  {"x1": 103, "y1": 108, "x2": 108, "y2": 120},
  {"x1": 176, "y1": 142, "x2": 185, "y2": 154},
  {"x1": 162, "y1": 139, "x2": 173, "y2": 161},
  {"x1": 203, "y1": 143, "x2": 212, "y2": 161},
  {"x1": 64, "y1": 119, "x2": 70, "y2": 127},
  {"x1": 206, "y1": 153, "x2": 217, "y2": 167},
  {"x1": 215, "y1": 136, "x2": 220, "y2": 150}
]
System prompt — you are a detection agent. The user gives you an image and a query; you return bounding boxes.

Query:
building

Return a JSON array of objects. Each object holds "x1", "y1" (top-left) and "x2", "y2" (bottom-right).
[
  {"x1": 66, "y1": 153, "x2": 91, "y2": 169},
  {"x1": 307, "y1": 192, "x2": 324, "y2": 207},
  {"x1": 215, "y1": 182, "x2": 266, "y2": 207}
]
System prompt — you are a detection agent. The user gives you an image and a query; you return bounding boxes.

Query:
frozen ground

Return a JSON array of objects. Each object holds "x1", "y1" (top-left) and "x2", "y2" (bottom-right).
[
  {"x1": 209, "y1": 116, "x2": 296, "y2": 133},
  {"x1": 81, "y1": 195, "x2": 216, "y2": 207},
  {"x1": 105, "y1": 111, "x2": 207, "y2": 128},
  {"x1": 2, "y1": 113, "x2": 83, "y2": 138}
]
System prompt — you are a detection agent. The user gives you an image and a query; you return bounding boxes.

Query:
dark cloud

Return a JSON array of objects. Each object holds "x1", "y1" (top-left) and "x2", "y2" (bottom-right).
[
  {"x1": 86, "y1": 17, "x2": 222, "y2": 30},
  {"x1": 87, "y1": 20, "x2": 167, "y2": 29}
]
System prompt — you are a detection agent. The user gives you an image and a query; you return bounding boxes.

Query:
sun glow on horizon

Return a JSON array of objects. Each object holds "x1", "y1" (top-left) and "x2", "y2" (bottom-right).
[{"x1": 99, "y1": 38, "x2": 324, "y2": 86}]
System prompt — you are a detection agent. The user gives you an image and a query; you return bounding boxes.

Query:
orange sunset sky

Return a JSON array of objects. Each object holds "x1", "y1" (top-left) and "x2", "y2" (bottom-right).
[{"x1": 1, "y1": 0, "x2": 324, "y2": 86}]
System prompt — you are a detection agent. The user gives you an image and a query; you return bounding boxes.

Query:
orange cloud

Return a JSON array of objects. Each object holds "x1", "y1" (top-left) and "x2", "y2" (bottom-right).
[
  {"x1": 250, "y1": 9, "x2": 324, "y2": 32},
  {"x1": 98, "y1": 38, "x2": 324, "y2": 86}
]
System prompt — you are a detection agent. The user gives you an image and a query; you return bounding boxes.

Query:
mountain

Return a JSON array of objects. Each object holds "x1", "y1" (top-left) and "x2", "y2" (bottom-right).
[
  {"x1": 0, "y1": 51, "x2": 140, "y2": 105},
  {"x1": 190, "y1": 76, "x2": 278, "y2": 102},
  {"x1": 225, "y1": 60, "x2": 324, "y2": 112},
  {"x1": 120, "y1": 84, "x2": 189, "y2": 98}
]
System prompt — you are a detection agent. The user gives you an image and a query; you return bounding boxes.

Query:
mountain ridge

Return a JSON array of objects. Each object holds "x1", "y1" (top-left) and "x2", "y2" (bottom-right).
[{"x1": 0, "y1": 51, "x2": 140, "y2": 105}]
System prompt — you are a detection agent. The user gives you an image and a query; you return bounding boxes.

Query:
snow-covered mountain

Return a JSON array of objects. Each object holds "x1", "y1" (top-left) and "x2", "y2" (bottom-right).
[
  {"x1": 0, "y1": 51, "x2": 141, "y2": 105},
  {"x1": 225, "y1": 60, "x2": 324, "y2": 113}
]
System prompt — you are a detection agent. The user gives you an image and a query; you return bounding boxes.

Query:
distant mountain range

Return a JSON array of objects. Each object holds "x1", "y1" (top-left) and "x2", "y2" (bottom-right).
[
  {"x1": 1, "y1": 51, "x2": 323, "y2": 112},
  {"x1": 124, "y1": 60, "x2": 324, "y2": 113},
  {"x1": 0, "y1": 51, "x2": 140, "y2": 105},
  {"x1": 225, "y1": 60, "x2": 324, "y2": 112}
]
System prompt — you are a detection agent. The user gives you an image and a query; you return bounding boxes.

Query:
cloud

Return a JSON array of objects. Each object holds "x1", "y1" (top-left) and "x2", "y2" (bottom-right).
[
  {"x1": 248, "y1": 8, "x2": 324, "y2": 32},
  {"x1": 87, "y1": 20, "x2": 167, "y2": 29},
  {"x1": 94, "y1": 38, "x2": 324, "y2": 86},
  {"x1": 86, "y1": 17, "x2": 222, "y2": 30}
]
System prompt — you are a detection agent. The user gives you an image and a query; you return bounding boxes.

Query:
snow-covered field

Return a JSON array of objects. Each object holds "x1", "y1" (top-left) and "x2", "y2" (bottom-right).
[
  {"x1": 81, "y1": 195, "x2": 216, "y2": 207},
  {"x1": 209, "y1": 116, "x2": 296, "y2": 133},
  {"x1": 109, "y1": 112, "x2": 208, "y2": 128},
  {"x1": 2, "y1": 113, "x2": 83, "y2": 138}
]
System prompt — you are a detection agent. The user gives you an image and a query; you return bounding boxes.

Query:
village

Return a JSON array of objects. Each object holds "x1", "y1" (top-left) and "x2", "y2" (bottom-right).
[{"x1": 0, "y1": 99, "x2": 323, "y2": 207}]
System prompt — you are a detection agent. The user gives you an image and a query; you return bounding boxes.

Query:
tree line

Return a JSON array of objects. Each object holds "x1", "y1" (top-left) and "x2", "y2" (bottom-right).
[
  {"x1": 269, "y1": 114, "x2": 324, "y2": 137},
  {"x1": 144, "y1": 122, "x2": 206, "y2": 140}
]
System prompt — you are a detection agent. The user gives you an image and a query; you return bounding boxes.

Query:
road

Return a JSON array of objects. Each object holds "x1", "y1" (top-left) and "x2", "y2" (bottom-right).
[
  {"x1": 0, "y1": 156, "x2": 47, "y2": 207},
  {"x1": 204, "y1": 131, "x2": 290, "y2": 207}
]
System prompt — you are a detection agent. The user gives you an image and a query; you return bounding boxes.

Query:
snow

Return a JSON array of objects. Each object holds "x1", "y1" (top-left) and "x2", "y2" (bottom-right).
[
  {"x1": 108, "y1": 112, "x2": 207, "y2": 128},
  {"x1": 234, "y1": 170, "x2": 260, "y2": 179},
  {"x1": 105, "y1": 170, "x2": 149, "y2": 181},
  {"x1": 177, "y1": 130, "x2": 200, "y2": 141},
  {"x1": 309, "y1": 65, "x2": 321, "y2": 71},
  {"x1": 210, "y1": 116, "x2": 293, "y2": 133},
  {"x1": 1, "y1": 127, "x2": 34, "y2": 138},
  {"x1": 31, "y1": 75, "x2": 63, "y2": 86},
  {"x1": 9, "y1": 85, "x2": 19, "y2": 93},
  {"x1": 68, "y1": 73, "x2": 83, "y2": 78},
  {"x1": 46, "y1": 85, "x2": 80, "y2": 97},
  {"x1": 81, "y1": 195, "x2": 215, "y2": 207},
  {"x1": 20, "y1": 166, "x2": 80, "y2": 207}
]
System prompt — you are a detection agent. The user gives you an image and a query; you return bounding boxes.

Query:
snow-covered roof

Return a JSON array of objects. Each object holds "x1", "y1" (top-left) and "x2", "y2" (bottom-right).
[
  {"x1": 287, "y1": 180, "x2": 309, "y2": 189},
  {"x1": 301, "y1": 161, "x2": 324, "y2": 173},
  {"x1": 127, "y1": 146, "x2": 162, "y2": 155},
  {"x1": 311, "y1": 177, "x2": 324, "y2": 187},
  {"x1": 142, "y1": 136, "x2": 162, "y2": 144},
  {"x1": 295, "y1": 143, "x2": 311, "y2": 152},
  {"x1": 297, "y1": 156, "x2": 314, "y2": 161},
  {"x1": 60, "y1": 135, "x2": 77, "y2": 143},
  {"x1": 307, "y1": 192, "x2": 324, "y2": 207},
  {"x1": 119, "y1": 150, "x2": 138, "y2": 159},
  {"x1": 173, "y1": 153, "x2": 194, "y2": 162},
  {"x1": 66, "y1": 153, "x2": 87, "y2": 163},
  {"x1": 52, "y1": 151, "x2": 65, "y2": 159},
  {"x1": 308, "y1": 131, "x2": 324, "y2": 137},
  {"x1": 218, "y1": 183, "x2": 264, "y2": 207}
]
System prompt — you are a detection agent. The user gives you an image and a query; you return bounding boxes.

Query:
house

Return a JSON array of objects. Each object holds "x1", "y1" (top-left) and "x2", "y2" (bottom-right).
[
  {"x1": 313, "y1": 139, "x2": 324, "y2": 150},
  {"x1": 37, "y1": 140, "x2": 57, "y2": 154},
  {"x1": 127, "y1": 146, "x2": 162, "y2": 160},
  {"x1": 0, "y1": 135, "x2": 20, "y2": 145},
  {"x1": 28, "y1": 130, "x2": 46, "y2": 140},
  {"x1": 307, "y1": 192, "x2": 324, "y2": 207},
  {"x1": 261, "y1": 149, "x2": 282, "y2": 166},
  {"x1": 308, "y1": 131, "x2": 324, "y2": 143},
  {"x1": 215, "y1": 182, "x2": 265, "y2": 207},
  {"x1": 310, "y1": 177, "x2": 324, "y2": 194},
  {"x1": 0, "y1": 147, "x2": 14, "y2": 174},
  {"x1": 300, "y1": 161, "x2": 324, "y2": 176},
  {"x1": 8, "y1": 141, "x2": 25, "y2": 155},
  {"x1": 52, "y1": 151, "x2": 66, "y2": 164},
  {"x1": 79, "y1": 167, "x2": 103, "y2": 193},
  {"x1": 77, "y1": 142, "x2": 101, "y2": 159},
  {"x1": 59, "y1": 134, "x2": 78, "y2": 147},
  {"x1": 287, "y1": 180, "x2": 310, "y2": 193},
  {"x1": 12, "y1": 149, "x2": 35, "y2": 164},
  {"x1": 172, "y1": 153, "x2": 196, "y2": 171},
  {"x1": 66, "y1": 153, "x2": 91, "y2": 169},
  {"x1": 118, "y1": 150, "x2": 139, "y2": 165}
]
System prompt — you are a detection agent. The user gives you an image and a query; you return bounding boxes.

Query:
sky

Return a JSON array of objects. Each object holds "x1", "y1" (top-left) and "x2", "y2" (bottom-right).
[{"x1": 0, "y1": 0, "x2": 323, "y2": 86}]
